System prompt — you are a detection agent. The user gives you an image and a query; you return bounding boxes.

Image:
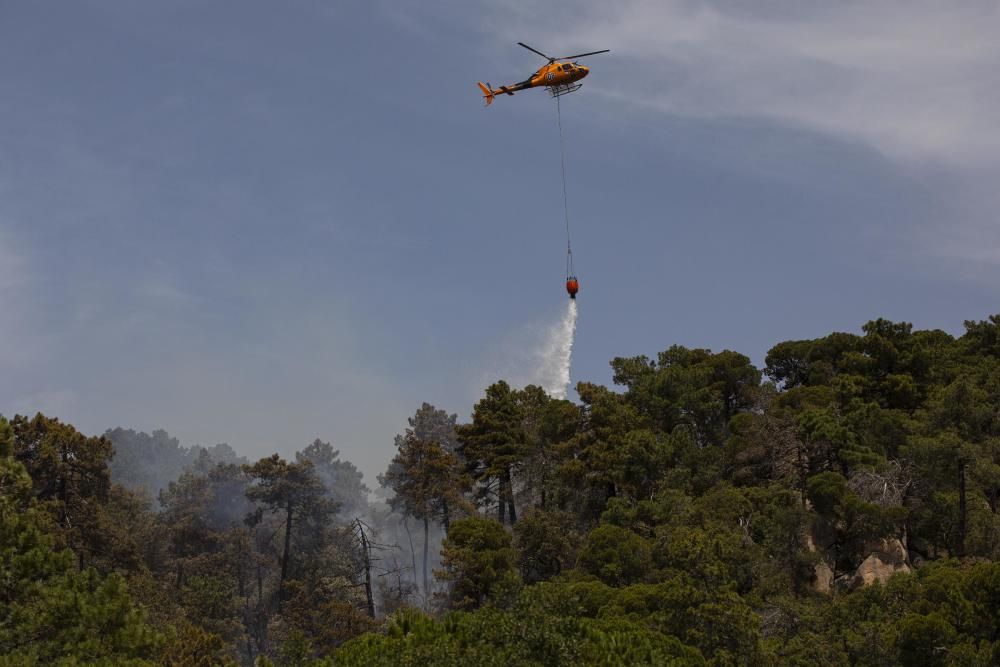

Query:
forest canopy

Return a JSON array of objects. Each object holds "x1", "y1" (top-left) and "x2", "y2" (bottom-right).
[{"x1": 3, "y1": 314, "x2": 1000, "y2": 665}]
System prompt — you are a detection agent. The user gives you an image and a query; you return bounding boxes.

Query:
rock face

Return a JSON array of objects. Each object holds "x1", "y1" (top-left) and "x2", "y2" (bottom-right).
[
  {"x1": 848, "y1": 538, "x2": 910, "y2": 590},
  {"x1": 813, "y1": 561, "x2": 834, "y2": 594},
  {"x1": 806, "y1": 521, "x2": 911, "y2": 593},
  {"x1": 807, "y1": 518, "x2": 839, "y2": 594}
]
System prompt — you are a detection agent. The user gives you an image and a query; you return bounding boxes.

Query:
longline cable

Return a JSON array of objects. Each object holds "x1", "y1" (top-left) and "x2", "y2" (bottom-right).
[{"x1": 556, "y1": 94, "x2": 574, "y2": 278}]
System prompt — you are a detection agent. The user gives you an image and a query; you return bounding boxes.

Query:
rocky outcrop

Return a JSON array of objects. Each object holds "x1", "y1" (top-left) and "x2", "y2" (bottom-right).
[
  {"x1": 807, "y1": 530, "x2": 911, "y2": 593},
  {"x1": 848, "y1": 538, "x2": 910, "y2": 590},
  {"x1": 806, "y1": 517, "x2": 839, "y2": 594},
  {"x1": 812, "y1": 561, "x2": 834, "y2": 594}
]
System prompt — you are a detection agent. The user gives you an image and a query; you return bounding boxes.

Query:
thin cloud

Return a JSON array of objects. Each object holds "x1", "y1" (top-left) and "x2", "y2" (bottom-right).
[
  {"x1": 489, "y1": 0, "x2": 1000, "y2": 166},
  {"x1": 458, "y1": 0, "x2": 1000, "y2": 271}
]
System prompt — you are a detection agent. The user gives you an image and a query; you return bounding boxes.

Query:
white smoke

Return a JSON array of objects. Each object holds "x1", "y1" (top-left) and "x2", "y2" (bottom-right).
[{"x1": 536, "y1": 299, "x2": 578, "y2": 400}]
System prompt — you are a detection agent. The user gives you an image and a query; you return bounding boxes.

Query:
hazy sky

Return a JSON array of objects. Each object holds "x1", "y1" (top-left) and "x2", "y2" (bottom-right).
[{"x1": 3, "y1": 1, "x2": 999, "y2": 483}]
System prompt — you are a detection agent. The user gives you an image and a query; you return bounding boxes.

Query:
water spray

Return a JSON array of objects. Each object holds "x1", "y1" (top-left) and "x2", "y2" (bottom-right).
[{"x1": 539, "y1": 299, "x2": 578, "y2": 400}]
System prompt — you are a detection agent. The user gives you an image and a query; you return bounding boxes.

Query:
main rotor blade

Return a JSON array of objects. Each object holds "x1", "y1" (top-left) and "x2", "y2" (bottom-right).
[
  {"x1": 559, "y1": 49, "x2": 610, "y2": 60},
  {"x1": 518, "y1": 42, "x2": 552, "y2": 60}
]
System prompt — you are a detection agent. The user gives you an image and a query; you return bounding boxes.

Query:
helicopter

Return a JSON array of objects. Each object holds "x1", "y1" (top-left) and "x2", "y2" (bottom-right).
[{"x1": 478, "y1": 42, "x2": 610, "y2": 106}]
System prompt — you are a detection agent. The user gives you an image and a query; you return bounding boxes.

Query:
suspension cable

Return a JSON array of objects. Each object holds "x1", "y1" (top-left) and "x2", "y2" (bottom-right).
[{"x1": 556, "y1": 94, "x2": 574, "y2": 278}]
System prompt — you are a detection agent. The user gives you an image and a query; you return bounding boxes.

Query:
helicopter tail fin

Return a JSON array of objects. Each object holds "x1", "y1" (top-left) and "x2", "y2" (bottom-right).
[{"x1": 477, "y1": 81, "x2": 496, "y2": 106}]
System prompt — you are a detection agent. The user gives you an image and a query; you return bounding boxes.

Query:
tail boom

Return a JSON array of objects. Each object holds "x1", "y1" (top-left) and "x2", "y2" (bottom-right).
[{"x1": 477, "y1": 81, "x2": 530, "y2": 106}]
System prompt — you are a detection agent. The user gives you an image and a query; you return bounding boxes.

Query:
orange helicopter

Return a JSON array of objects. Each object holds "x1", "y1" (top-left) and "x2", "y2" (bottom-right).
[{"x1": 478, "y1": 42, "x2": 610, "y2": 106}]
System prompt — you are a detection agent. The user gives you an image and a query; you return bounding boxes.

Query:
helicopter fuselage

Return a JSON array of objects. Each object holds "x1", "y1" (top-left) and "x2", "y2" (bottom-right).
[
  {"x1": 490, "y1": 63, "x2": 589, "y2": 97},
  {"x1": 528, "y1": 61, "x2": 590, "y2": 88}
]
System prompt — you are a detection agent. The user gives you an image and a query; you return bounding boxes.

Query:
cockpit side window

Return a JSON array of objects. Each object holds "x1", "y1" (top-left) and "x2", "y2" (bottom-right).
[{"x1": 561, "y1": 63, "x2": 573, "y2": 71}]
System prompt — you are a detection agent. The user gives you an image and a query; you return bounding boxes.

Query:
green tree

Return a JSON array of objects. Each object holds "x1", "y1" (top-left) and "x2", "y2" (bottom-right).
[
  {"x1": 436, "y1": 517, "x2": 519, "y2": 610},
  {"x1": 556, "y1": 381, "x2": 651, "y2": 514},
  {"x1": 0, "y1": 417, "x2": 161, "y2": 664},
  {"x1": 578, "y1": 524, "x2": 652, "y2": 587},
  {"x1": 407, "y1": 402, "x2": 461, "y2": 453},
  {"x1": 106, "y1": 427, "x2": 193, "y2": 505},
  {"x1": 11, "y1": 413, "x2": 122, "y2": 568},
  {"x1": 458, "y1": 382, "x2": 532, "y2": 525},
  {"x1": 159, "y1": 471, "x2": 220, "y2": 590},
  {"x1": 159, "y1": 621, "x2": 236, "y2": 667},
  {"x1": 243, "y1": 455, "x2": 333, "y2": 591},
  {"x1": 611, "y1": 346, "x2": 761, "y2": 447},
  {"x1": 380, "y1": 432, "x2": 469, "y2": 600},
  {"x1": 960, "y1": 314, "x2": 1000, "y2": 358},
  {"x1": 513, "y1": 508, "x2": 580, "y2": 584},
  {"x1": 296, "y1": 439, "x2": 370, "y2": 519}
]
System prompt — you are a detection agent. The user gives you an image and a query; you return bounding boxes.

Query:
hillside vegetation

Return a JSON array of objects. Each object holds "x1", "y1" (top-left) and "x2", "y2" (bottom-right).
[{"x1": 3, "y1": 314, "x2": 1000, "y2": 666}]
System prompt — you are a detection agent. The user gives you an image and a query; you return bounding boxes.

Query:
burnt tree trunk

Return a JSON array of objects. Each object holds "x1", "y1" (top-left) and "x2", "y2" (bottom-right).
[
  {"x1": 497, "y1": 477, "x2": 506, "y2": 524},
  {"x1": 257, "y1": 564, "x2": 263, "y2": 607},
  {"x1": 403, "y1": 518, "x2": 418, "y2": 596},
  {"x1": 281, "y1": 499, "x2": 293, "y2": 587},
  {"x1": 356, "y1": 519, "x2": 376, "y2": 617},
  {"x1": 237, "y1": 546, "x2": 245, "y2": 598},
  {"x1": 504, "y1": 467, "x2": 516, "y2": 524},
  {"x1": 423, "y1": 515, "x2": 430, "y2": 605},
  {"x1": 958, "y1": 461, "x2": 967, "y2": 558}
]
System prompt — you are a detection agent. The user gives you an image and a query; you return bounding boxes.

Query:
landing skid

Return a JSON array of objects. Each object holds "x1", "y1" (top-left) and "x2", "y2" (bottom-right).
[{"x1": 547, "y1": 83, "x2": 583, "y2": 98}]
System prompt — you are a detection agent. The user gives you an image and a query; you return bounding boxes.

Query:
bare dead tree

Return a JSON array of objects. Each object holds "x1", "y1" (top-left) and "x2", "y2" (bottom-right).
[
  {"x1": 738, "y1": 512, "x2": 755, "y2": 547},
  {"x1": 847, "y1": 460, "x2": 913, "y2": 508},
  {"x1": 352, "y1": 517, "x2": 411, "y2": 617},
  {"x1": 352, "y1": 518, "x2": 376, "y2": 617}
]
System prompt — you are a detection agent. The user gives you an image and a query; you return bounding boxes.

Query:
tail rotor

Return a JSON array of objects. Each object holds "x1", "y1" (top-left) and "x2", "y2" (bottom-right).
[{"x1": 477, "y1": 81, "x2": 496, "y2": 107}]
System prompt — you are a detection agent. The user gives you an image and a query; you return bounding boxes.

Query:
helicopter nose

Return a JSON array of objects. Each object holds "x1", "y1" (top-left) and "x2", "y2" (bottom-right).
[{"x1": 579, "y1": 66, "x2": 589, "y2": 77}]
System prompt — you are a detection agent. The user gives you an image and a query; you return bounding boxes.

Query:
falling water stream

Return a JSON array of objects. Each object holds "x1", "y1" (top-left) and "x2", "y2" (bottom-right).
[{"x1": 538, "y1": 299, "x2": 578, "y2": 400}]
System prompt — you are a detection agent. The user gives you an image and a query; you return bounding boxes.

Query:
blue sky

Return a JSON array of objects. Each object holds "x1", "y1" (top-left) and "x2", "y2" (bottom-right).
[{"x1": 2, "y1": 1, "x2": 999, "y2": 483}]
